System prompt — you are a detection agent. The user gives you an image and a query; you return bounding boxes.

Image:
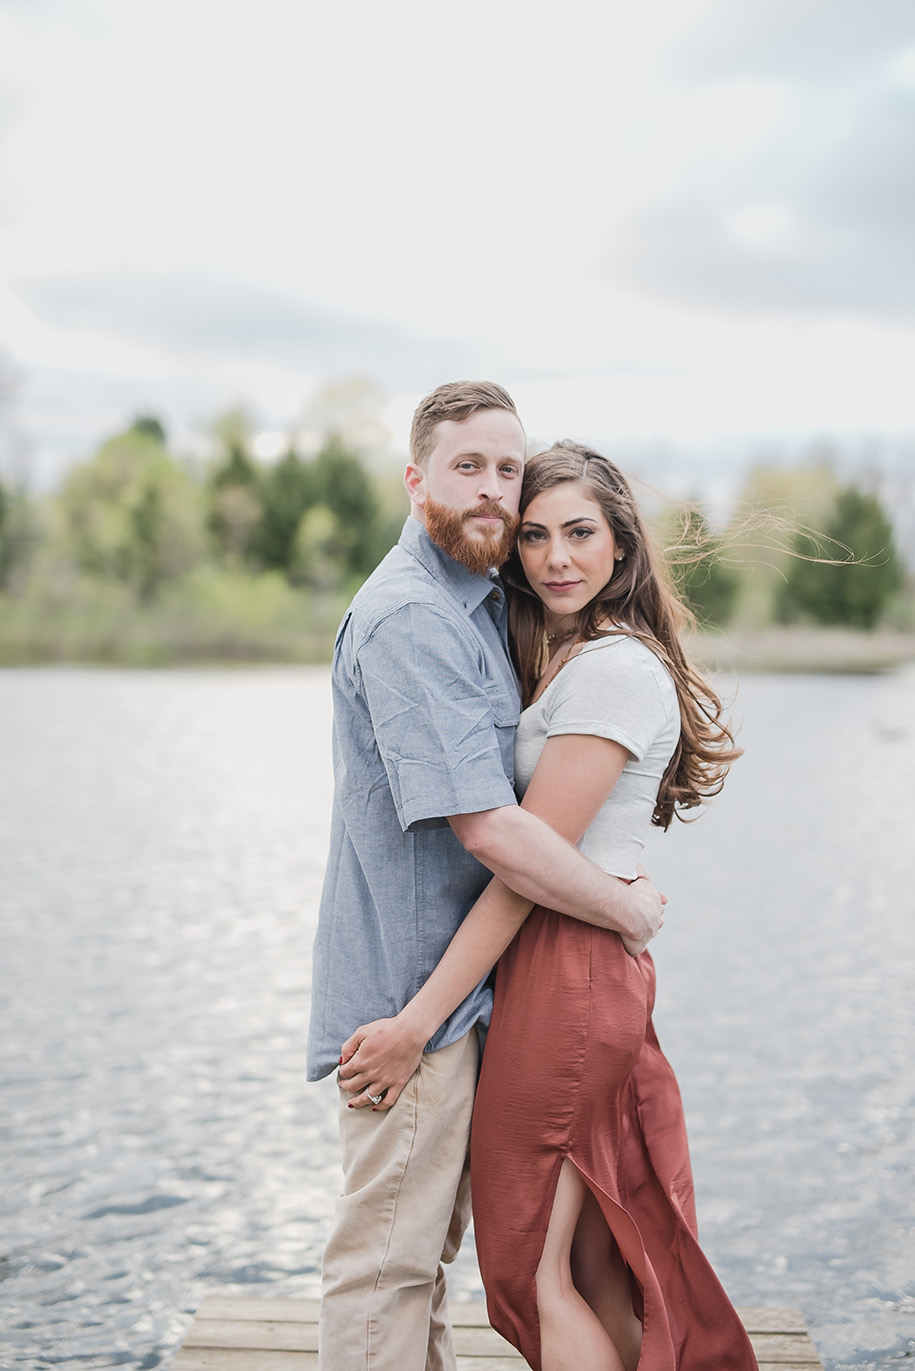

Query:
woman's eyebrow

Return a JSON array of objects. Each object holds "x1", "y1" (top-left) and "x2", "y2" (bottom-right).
[{"x1": 520, "y1": 516, "x2": 599, "y2": 529}]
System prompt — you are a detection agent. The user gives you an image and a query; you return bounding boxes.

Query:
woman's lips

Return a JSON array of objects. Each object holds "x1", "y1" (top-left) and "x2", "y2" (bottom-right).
[{"x1": 544, "y1": 581, "x2": 580, "y2": 590}]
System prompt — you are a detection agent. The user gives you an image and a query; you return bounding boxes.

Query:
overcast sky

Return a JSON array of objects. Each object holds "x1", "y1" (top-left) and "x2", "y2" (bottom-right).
[{"x1": 1, "y1": 0, "x2": 914, "y2": 485}]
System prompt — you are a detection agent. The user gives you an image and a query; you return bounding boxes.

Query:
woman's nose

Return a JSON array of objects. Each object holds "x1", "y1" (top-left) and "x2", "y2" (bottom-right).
[{"x1": 546, "y1": 538, "x2": 569, "y2": 568}]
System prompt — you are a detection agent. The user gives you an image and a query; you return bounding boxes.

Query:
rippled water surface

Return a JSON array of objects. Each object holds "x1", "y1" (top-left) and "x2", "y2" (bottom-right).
[{"x1": 1, "y1": 665, "x2": 913, "y2": 1369}]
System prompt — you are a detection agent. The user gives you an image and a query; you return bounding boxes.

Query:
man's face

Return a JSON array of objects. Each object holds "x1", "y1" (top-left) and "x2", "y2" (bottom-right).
[{"x1": 406, "y1": 408, "x2": 526, "y2": 573}]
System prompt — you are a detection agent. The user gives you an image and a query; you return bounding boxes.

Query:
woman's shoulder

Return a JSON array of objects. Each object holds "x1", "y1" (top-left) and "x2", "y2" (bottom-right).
[
  {"x1": 566, "y1": 633, "x2": 677, "y2": 713},
  {"x1": 541, "y1": 632, "x2": 679, "y2": 757},
  {"x1": 578, "y1": 632, "x2": 671, "y2": 679}
]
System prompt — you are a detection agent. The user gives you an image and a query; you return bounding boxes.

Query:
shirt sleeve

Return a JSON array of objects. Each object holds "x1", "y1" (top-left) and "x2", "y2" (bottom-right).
[
  {"x1": 544, "y1": 638, "x2": 675, "y2": 762},
  {"x1": 355, "y1": 601, "x2": 519, "y2": 832}
]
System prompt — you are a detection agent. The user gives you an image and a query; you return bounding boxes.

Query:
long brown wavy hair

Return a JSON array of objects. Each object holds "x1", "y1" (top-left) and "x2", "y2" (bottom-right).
[{"x1": 504, "y1": 441, "x2": 742, "y2": 829}]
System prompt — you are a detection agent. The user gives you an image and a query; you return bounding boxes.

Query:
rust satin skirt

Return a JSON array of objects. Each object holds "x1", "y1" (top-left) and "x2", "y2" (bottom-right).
[{"x1": 470, "y1": 907, "x2": 758, "y2": 1370}]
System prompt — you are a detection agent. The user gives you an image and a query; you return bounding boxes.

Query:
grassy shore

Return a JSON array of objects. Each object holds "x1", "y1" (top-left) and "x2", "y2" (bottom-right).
[
  {"x1": 0, "y1": 571, "x2": 351, "y2": 668},
  {"x1": 687, "y1": 626, "x2": 915, "y2": 675},
  {"x1": 2, "y1": 587, "x2": 914, "y2": 676}
]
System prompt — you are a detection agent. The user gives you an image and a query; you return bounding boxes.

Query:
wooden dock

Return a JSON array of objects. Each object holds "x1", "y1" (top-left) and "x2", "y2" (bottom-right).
[{"x1": 172, "y1": 1296, "x2": 824, "y2": 1369}]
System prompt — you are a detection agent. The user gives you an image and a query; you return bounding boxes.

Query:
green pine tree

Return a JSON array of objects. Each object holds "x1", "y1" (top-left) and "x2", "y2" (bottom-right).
[{"x1": 777, "y1": 486, "x2": 904, "y2": 629}]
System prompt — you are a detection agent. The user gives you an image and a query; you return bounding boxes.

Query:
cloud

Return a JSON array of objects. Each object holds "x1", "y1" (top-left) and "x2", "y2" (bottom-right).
[
  {"x1": 603, "y1": 0, "x2": 915, "y2": 320},
  {"x1": 15, "y1": 268, "x2": 510, "y2": 391},
  {"x1": 0, "y1": 70, "x2": 28, "y2": 198},
  {"x1": 667, "y1": 0, "x2": 915, "y2": 84}
]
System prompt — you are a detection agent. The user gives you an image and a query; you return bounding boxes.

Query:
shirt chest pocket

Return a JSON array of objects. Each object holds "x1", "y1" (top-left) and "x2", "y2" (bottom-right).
[
  {"x1": 485, "y1": 684, "x2": 520, "y2": 728},
  {"x1": 484, "y1": 684, "x2": 521, "y2": 781}
]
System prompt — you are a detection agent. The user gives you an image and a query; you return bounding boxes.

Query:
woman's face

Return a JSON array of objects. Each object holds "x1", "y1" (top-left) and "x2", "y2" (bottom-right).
[{"x1": 518, "y1": 480, "x2": 619, "y2": 627}]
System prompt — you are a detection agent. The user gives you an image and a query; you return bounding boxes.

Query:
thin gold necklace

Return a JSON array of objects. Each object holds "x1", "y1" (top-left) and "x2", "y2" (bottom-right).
[{"x1": 532, "y1": 632, "x2": 580, "y2": 703}]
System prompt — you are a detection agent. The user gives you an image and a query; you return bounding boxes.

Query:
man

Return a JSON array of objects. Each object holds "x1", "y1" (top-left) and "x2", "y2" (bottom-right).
[{"x1": 307, "y1": 381, "x2": 663, "y2": 1371}]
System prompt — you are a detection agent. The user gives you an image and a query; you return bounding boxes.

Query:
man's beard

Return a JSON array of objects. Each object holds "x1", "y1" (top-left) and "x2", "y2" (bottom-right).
[{"x1": 424, "y1": 497, "x2": 519, "y2": 574}]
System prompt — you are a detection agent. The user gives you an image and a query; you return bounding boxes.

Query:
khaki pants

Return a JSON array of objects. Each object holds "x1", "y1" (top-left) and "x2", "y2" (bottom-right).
[{"x1": 320, "y1": 1030, "x2": 480, "y2": 1371}]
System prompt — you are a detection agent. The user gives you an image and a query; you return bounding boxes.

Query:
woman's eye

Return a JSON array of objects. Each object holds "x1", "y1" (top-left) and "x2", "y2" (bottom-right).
[{"x1": 570, "y1": 527, "x2": 593, "y2": 539}]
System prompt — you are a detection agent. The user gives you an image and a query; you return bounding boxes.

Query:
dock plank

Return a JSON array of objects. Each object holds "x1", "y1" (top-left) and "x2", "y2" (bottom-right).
[
  {"x1": 182, "y1": 1319, "x2": 521, "y2": 1358},
  {"x1": 174, "y1": 1354, "x2": 318, "y2": 1371},
  {"x1": 172, "y1": 1297, "x2": 824, "y2": 1369},
  {"x1": 196, "y1": 1297, "x2": 321, "y2": 1324}
]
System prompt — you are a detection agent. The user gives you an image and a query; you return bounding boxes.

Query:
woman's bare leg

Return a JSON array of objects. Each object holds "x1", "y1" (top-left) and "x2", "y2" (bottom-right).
[
  {"x1": 571, "y1": 1187, "x2": 642, "y2": 1371},
  {"x1": 536, "y1": 1159, "x2": 628, "y2": 1371}
]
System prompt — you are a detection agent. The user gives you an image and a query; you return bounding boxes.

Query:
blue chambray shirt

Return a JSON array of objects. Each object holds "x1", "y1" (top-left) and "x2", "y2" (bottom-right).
[{"x1": 306, "y1": 516, "x2": 521, "y2": 1080}]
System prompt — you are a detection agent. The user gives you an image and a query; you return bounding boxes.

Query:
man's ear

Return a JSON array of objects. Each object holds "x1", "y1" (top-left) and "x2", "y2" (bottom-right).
[{"x1": 404, "y1": 462, "x2": 426, "y2": 507}]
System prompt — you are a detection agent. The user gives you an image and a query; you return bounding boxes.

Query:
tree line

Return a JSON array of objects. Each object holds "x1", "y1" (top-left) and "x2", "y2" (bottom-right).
[
  {"x1": 19, "y1": 411, "x2": 402, "y2": 602},
  {"x1": 0, "y1": 417, "x2": 909, "y2": 663},
  {"x1": 669, "y1": 467, "x2": 906, "y2": 633},
  {"x1": 0, "y1": 409, "x2": 406, "y2": 662}
]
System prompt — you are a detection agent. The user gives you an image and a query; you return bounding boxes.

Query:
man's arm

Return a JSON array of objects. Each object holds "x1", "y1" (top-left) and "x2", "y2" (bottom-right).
[
  {"x1": 436, "y1": 734, "x2": 664, "y2": 1030},
  {"x1": 449, "y1": 808, "x2": 661, "y2": 947},
  {"x1": 339, "y1": 735, "x2": 665, "y2": 1108},
  {"x1": 452, "y1": 725, "x2": 665, "y2": 945}
]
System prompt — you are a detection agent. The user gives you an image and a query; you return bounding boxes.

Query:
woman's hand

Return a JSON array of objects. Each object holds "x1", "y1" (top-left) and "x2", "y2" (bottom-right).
[{"x1": 337, "y1": 1013, "x2": 429, "y2": 1110}]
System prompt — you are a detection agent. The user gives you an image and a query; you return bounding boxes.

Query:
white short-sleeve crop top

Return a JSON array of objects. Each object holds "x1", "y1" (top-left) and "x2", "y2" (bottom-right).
[{"x1": 514, "y1": 634, "x2": 680, "y2": 879}]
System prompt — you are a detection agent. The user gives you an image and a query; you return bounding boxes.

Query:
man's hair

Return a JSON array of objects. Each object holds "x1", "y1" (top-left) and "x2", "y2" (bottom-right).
[{"x1": 409, "y1": 381, "x2": 520, "y2": 467}]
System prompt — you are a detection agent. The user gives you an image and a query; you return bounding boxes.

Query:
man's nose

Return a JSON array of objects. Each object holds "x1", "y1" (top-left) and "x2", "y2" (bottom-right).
[{"x1": 476, "y1": 469, "x2": 505, "y2": 503}]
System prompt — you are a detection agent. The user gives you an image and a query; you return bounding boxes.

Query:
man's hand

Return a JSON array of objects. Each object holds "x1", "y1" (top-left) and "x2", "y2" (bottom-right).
[
  {"x1": 337, "y1": 1014, "x2": 428, "y2": 1110},
  {"x1": 619, "y1": 866, "x2": 667, "y2": 957}
]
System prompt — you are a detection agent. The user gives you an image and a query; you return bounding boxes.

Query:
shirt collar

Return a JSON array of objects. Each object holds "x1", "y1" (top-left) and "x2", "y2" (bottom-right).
[{"x1": 398, "y1": 515, "x2": 504, "y2": 614}]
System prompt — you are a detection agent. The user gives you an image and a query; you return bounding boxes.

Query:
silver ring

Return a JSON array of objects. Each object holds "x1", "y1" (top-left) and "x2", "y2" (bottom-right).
[{"x1": 366, "y1": 1090, "x2": 384, "y2": 1105}]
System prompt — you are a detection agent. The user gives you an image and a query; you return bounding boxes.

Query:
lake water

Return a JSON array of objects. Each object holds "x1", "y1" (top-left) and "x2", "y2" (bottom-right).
[{"x1": 1, "y1": 665, "x2": 913, "y2": 1370}]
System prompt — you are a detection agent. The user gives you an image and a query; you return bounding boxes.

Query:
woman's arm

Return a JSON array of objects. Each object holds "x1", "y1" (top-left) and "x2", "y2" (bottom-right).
[{"x1": 338, "y1": 733, "x2": 633, "y2": 1108}]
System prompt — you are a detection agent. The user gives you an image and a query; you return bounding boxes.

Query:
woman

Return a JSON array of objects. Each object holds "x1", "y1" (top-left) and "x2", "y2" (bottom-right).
[{"x1": 340, "y1": 443, "x2": 756, "y2": 1371}]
